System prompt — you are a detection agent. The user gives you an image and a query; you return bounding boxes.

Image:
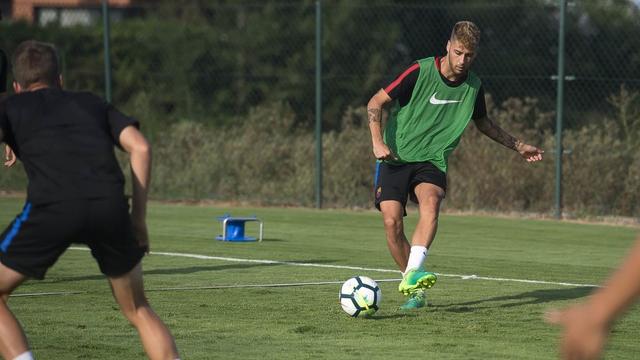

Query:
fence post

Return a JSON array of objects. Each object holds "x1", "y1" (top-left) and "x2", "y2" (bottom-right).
[
  {"x1": 102, "y1": 0, "x2": 112, "y2": 103},
  {"x1": 554, "y1": 0, "x2": 566, "y2": 219},
  {"x1": 315, "y1": 0, "x2": 323, "y2": 209}
]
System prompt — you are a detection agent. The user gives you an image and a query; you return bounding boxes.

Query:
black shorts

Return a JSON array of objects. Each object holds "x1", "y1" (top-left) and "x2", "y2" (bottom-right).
[
  {"x1": 374, "y1": 161, "x2": 447, "y2": 215},
  {"x1": 0, "y1": 197, "x2": 145, "y2": 279}
]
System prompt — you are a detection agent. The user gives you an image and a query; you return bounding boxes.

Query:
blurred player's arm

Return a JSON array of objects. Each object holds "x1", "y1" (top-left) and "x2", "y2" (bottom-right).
[
  {"x1": 473, "y1": 115, "x2": 543, "y2": 162},
  {"x1": 1, "y1": 99, "x2": 16, "y2": 167},
  {"x1": 119, "y1": 125, "x2": 152, "y2": 252},
  {"x1": 547, "y1": 235, "x2": 640, "y2": 360},
  {"x1": 4, "y1": 145, "x2": 15, "y2": 167},
  {"x1": 1, "y1": 110, "x2": 17, "y2": 168},
  {"x1": 589, "y1": 236, "x2": 640, "y2": 323},
  {"x1": 367, "y1": 89, "x2": 396, "y2": 161},
  {"x1": 1, "y1": 49, "x2": 16, "y2": 167}
]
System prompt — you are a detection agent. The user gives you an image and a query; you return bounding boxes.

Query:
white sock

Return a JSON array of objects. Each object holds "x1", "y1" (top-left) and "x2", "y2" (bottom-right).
[
  {"x1": 13, "y1": 351, "x2": 34, "y2": 360},
  {"x1": 405, "y1": 245, "x2": 427, "y2": 274}
]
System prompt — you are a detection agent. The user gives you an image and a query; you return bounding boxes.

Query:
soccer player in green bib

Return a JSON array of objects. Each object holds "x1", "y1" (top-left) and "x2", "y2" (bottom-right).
[{"x1": 367, "y1": 21, "x2": 544, "y2": 310}]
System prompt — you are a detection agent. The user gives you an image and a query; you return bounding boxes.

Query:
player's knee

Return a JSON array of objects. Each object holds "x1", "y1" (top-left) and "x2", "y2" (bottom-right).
[
  {"x1": 0, "y1": 284, "x2": 15, "y2": 301},
  {"x1": 383, "y1": 216, "x2": 403, "y2": 233},
  {"x1": 420, "y1": 207, "x2": 440, "y2": 222},
  {"x1": 120, "y1": 301, "x2": 153, "y2": 323},
  {"x1": 116, "y1": 293, "x2": 150, "y2": 318}
]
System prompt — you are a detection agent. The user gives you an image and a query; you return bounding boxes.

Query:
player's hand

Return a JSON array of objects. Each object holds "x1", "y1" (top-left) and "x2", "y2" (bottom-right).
[
  {"x1": 4, "y1": 145, "x2": 16, "y2": 167},
  {"x1": 545, "y1": 304, "x2": 609, "y2": 360},
  {"x1": 373, "y1": 143, "x2": 398, "y2": 161},
  {"x1": 516, "y1": 142, "x2": 544, "y2": 162},
  {"x1": 132, "y1": 219, "x2": 150, "y2": 254}
]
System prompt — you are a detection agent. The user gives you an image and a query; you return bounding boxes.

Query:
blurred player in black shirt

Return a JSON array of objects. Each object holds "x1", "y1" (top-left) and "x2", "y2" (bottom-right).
[{"x1": 0, "y1": 40, "x2": 180, "y2": 360}]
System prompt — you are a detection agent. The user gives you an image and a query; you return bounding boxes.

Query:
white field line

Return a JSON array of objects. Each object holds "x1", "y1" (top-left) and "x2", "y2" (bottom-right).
[
  {"x1": 88, "y1": 247, "x2": 602, "y2": 288},
  {"x1": 10, "y1": 247, "x2": 599, "y2": 298},
  {"x1": 11, "y1": 291, "x2": 86, "y2": 297}
]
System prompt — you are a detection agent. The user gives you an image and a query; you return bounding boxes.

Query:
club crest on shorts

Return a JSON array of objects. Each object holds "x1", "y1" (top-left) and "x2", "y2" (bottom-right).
[{"x1": 375, "y1": 186, "x2": 382, "y2": 199}]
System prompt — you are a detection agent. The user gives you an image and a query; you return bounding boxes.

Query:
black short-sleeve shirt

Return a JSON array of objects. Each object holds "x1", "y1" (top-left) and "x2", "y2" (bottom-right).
[
  {"x1": 382, "y1": 57, "x2": 487, "y2": 120},
  {"x1": 0, "y1": 88, "x2": 138, "y2": 204},
  {"x1": 0, "y1": 49, "x2": 7, "y2": 94}
]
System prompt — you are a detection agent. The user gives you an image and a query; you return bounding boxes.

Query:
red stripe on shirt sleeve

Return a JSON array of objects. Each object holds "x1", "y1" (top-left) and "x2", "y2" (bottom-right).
[{"x1": 383, "y1": 63, "x2": 420, "y2": 95}]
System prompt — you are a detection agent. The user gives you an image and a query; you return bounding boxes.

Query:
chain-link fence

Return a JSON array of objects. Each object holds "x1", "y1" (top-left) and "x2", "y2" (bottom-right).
[{"x1": 1, "y1": 0, "x2": 640, "y2": 217}]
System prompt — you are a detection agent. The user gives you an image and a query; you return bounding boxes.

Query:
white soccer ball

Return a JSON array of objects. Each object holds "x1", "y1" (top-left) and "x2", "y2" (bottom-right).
[{"x1": 339, "y1": 276, "x2": 382, "y2": 317}]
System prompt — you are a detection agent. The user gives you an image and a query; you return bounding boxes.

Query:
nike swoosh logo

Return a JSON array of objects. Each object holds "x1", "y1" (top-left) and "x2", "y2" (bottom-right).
[{"x1": 429, "y1": 92, "x2": 462, "y2": 105}]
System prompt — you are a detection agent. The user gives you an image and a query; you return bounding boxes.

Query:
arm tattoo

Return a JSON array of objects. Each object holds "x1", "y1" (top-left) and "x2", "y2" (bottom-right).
[
  {"x1": 475, "y1": 117, "x2": 519, "y2": 151},
  {"x1": 367, "y1": 108, "x2": 382, "y2": 124}
]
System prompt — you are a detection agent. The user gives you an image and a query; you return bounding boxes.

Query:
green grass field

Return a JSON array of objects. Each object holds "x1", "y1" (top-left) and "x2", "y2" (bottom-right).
[{"x1": 1, "y1": 196, "x2": 639, "y2": 359}]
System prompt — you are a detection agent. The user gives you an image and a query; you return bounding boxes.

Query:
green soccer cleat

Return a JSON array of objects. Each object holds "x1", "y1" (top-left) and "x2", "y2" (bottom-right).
[
  {"x1": 399, "y1": 289, "x2": 426, "y2": 310},
  {"x1": 398, "y1": 268, "x2": 437, "y2": 295}
]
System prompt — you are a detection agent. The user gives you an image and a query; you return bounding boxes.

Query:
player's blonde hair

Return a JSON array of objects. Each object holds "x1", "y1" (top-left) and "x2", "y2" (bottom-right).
[{"x1": 450, "y1": 21, "x2": 481, "y2": 50}]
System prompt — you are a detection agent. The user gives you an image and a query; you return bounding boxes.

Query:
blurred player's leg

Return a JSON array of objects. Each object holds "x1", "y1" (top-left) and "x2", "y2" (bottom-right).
[
  {"x1": 0, "y1": 262, "x2": 30, "y2": 359},
  {"x1": 108, "y1": 262, "x2": 179, "y2": 360}
]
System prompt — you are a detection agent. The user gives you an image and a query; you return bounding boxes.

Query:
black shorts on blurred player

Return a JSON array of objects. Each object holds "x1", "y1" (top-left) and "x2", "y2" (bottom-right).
[{"x1": 0, "y1": 196, "x2": 145, "y2": 279}]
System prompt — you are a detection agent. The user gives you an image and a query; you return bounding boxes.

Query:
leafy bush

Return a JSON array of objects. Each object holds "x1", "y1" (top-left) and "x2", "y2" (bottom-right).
[
  {"x1": 151, "y1": 102, "x2": 315, "y2": 205},
  {"x1": 447, "y1": 97, "x2": 555, "y2": 213}
]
